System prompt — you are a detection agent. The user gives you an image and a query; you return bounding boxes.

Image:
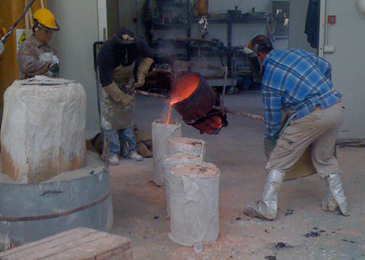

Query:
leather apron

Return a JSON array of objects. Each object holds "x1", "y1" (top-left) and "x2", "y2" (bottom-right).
[{"x1": 98, "y1": 63, "x2": 135, "y2": 130}]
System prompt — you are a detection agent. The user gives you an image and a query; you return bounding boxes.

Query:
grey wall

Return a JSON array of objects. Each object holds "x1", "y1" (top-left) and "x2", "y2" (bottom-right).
[
  {"x1": 48, "y1": 0, "x2": 100, "y2": 136},
  {"x1": 119, "y1": 0, "x2": 140, "y2": 35},
  {"x1": 324, "y1": 0, "x2": 365, "y2": 139},
  {"x1": 289, "y1": 0, "x2": 316, "y2": 52},
  {"x1": 107, "y1": 0, "x2": 120, "y2": 37}
]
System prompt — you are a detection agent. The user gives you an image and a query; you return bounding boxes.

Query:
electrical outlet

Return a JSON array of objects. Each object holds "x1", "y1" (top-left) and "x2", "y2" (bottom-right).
[{"x1": 324, "y1": 45, "x2": 335, "y2": 53}]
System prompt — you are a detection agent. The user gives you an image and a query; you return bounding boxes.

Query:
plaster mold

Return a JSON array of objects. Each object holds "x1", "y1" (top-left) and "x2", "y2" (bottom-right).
[
  {"x1": 163, "y1": 154, "x2": 202, "y2": 218},
  {"x1": 151, "y1": 120, "x2": 182, "y2": 186},
  {"x1": 167, "y1": 162, "x2": 220, "y2": 246},
  {"x1": 1, "y1": 76, "x2": 87, "y2": 184},
  {"x1": 167, "y1": 137, "x2": 206, "y2": 160}
]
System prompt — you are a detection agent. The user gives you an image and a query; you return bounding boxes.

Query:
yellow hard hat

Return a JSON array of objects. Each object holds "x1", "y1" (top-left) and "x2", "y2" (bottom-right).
[{"x1": 33, "y1": 8, "x2": 60, "y2": 31}]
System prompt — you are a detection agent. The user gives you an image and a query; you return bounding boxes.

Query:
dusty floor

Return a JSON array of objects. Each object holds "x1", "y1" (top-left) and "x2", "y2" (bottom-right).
[{"x1": 109, "y1": 90, "x2": 364, "y2": 260}]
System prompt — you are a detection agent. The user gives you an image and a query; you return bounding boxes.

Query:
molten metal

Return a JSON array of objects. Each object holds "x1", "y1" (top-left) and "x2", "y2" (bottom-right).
[
  {"x1": 168, "y1": 73, "x2": 228, "y2": 134},
  {"x1": 169, "y1": 73, "x2": 200, "y2": 105}
]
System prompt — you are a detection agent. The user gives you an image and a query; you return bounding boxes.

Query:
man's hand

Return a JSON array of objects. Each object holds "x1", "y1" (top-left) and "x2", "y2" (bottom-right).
[
  {"x1": 103, "y1": 82, "x2": 135, "y2": 107},
  {"x1": 49, "y1": 62, "x2": 59, "y2": 74},
  {"x1": 264, "y1": 137, "x2": 277, "y2": 159},
  {"x1": 133, "y1": 79, "x2": 144, "y2": 89},
  {"x1": 134, "y1": 57, "x2": 153, "y2": 88}
]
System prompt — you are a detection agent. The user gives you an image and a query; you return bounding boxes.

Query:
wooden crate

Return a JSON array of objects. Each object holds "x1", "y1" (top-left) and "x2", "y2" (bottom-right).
[{"x1": 0, "y1": 228, "x2": 132, "y2": 260}]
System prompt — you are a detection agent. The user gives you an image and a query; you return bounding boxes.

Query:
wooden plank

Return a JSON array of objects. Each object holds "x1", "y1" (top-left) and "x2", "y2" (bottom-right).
[
  {"x1": 95, "y1": 248, "x2": 133, "y2": 260},
  {"x1": 46, "y1": 234, "x2": 131, "y2": 260},
  {"x1": 94, "y1": 243, "x2": 132, "y2": 260},
  {"x1": 0, "y1": 228, "x2": 132, "y2": 260},
  {"x1": 1, "y1": 229, "x2": 107, "y2": 260},
  {"x1": 25, "y1": 231, "x2": 111, "y2": 260},
  {"x1": 0, "y1": 228, "x2": 96, "y2": 258}
]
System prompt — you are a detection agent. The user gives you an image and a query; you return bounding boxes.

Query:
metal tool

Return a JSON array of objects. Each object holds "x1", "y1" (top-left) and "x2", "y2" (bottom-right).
[
  {"x1": 135, "y1": 90, "x2": 264, "y2": 121},
  {"x1": 0, "y1": 0, "x2": 36, "y2": 56}
]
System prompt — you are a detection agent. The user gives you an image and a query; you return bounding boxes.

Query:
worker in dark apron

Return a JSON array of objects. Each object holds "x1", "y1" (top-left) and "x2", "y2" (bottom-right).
[{"x1": 97, "y1": 27, "x2": 153, "y2": 165}]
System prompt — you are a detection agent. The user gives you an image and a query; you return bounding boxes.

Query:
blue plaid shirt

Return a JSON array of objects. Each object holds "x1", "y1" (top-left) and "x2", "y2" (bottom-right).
[{"x1": 261, "y1": 49, "x2": 342, "y2": 139}]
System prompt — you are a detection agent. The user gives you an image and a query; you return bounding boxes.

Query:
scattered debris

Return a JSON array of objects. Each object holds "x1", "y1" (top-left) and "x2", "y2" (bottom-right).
[
  {"x1": 342, "y1": 239, "x2": 356, "y2": 244},
  {"x1": 285, "y1": 209, "x2": 294, "y2": 216},
  {"x1": 304, "y1": 231, "x2": 320, "y2": 238},
  {"x1": 337, "y1": 140, "x2": 365, "y2": 148},
  {"x1": 274, "y1": 242, "x2": 293, "y2": 249}
]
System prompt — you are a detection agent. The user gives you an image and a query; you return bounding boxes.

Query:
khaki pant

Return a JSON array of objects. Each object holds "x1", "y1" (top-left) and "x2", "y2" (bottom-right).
[{"x1": 267, "y1": 103, "x2": 345, "y2": 179}]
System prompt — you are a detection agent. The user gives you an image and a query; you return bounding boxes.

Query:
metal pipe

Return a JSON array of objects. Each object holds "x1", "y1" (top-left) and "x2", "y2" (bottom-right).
[
  {"x1": 217, "y1": 107, "x2": 264, "y2": 121},
  {"x1": 135, "y1": 90, "x2": 167, "y2": 99},
  {"x1": 135, "y1": 90, "x2": 264, "y2": 122},
  {"x1": 1, "y1": 0, "x2": 36, "y2": 44},
  {"x1": 0, "y1": 0, "x2": 36, "y2": 55}
]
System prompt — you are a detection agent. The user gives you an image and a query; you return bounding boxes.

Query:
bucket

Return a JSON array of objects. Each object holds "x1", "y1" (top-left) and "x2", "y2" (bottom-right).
[
  {"x1": 169, "y1": 73, "x2": 228, "y2": 134},
  {"x1": 0, "y1": 153, "x2": 113, "y2": 251}
]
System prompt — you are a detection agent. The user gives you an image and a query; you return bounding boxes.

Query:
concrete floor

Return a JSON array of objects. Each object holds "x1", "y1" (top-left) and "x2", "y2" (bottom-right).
[{"x1": 109, "y1": 90, "x2": 364, "y2": 260}]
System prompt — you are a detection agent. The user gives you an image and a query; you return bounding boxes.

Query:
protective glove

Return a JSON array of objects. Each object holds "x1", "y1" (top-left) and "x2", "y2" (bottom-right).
[
  {"x1": 126, "y1": 85, "x2": 135, "y2": 95},
  {"x1": 264, "y1": 137, "x2": 277, "y2": 159},
  {"x1": 134, "y1": 57, "x2": 153, "y2": 88},
  {"x1": 103, "y1": 82, "x2": 134, "y2": 107},
  {"x1": 49, "y1": 62, "x2": 59, "y2": 74}
]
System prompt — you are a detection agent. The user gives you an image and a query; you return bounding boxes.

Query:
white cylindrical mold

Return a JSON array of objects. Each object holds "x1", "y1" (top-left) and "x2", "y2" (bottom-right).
[
  {"x1": 151, "y1": 120, "x2": 182, "y2": 186},
  {"x1": 168, "y1": 162, "x2": 220, "y2": 246},
  {"x1": 163, "y1": 154, "x2": 202, "y2": 218},
  {"x1": 167, "y1": 137, "x2": 206, "y2": 160},
  {"x1": 1, "y1": 77, "x2": 86, "y2": 184}
]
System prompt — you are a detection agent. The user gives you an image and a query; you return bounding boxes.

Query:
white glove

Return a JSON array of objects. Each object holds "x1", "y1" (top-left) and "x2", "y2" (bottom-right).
[
  {"x1": 40, "y1": 53, "x2": 59, "y2": 77},
  {"x1": 243, "y1": 47, "x2": 254, "y2": 55},
  {"x1": 40, "y1": 53, "x2": 59, "y2": 65}
]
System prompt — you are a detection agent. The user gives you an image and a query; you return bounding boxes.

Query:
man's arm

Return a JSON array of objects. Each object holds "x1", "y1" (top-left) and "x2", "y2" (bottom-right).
[
  {"x1": 17, "y1": 43, "x2": 53, "y2": 77},
  {"x1": 134, "y1": 38, "x2": 154, "y2": 88},
  {"x1": 262, "y1": 88, "x2": 283, "y2": 139},
  {"x1": 98, "y1": 45, "x2": 134, "y2": 107}
]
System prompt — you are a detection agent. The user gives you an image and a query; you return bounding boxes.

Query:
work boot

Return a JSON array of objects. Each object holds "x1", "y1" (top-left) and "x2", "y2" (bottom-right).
[
  {"x1": 322, "y1": 176, "x2": 339, "y2": 212},
  {"x1": 325, "y1": 173, "x2": 349, "y2": 216},
  {"x1": 108, "y1": 154, "x2": 119, "y2": 166},
  {"x1": 244, "y1": 169, "x2": 285, "y2": 220},
  {"x1": 127, "y1": 151, "x2": 143, "y2": 162}
]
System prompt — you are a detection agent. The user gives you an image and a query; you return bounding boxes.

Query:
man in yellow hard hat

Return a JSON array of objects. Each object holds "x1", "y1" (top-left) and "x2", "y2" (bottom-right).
[{"x1": 17, "y1": 8, "x2": 60, "y2": 79}]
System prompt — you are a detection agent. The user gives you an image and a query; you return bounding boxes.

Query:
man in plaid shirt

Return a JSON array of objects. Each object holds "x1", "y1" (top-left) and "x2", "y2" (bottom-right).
[{"x1": 243, "y1": 35, "x2": 349, "y2": 220}]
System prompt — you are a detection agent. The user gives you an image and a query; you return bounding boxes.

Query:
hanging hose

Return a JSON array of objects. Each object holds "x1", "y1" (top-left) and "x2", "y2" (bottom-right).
[
  {"x1": 141, "y1": 0, "x2": 160, "y2": 43},
  {"x1": 266, "y1": 14, "x2": 277, "y2": 42},
  {"x1": 0, "y1": 0, "x2": 36, "y2": 55},
  {"x1": 142, "y1": 0, "x2": 159, "y2": 23}
]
